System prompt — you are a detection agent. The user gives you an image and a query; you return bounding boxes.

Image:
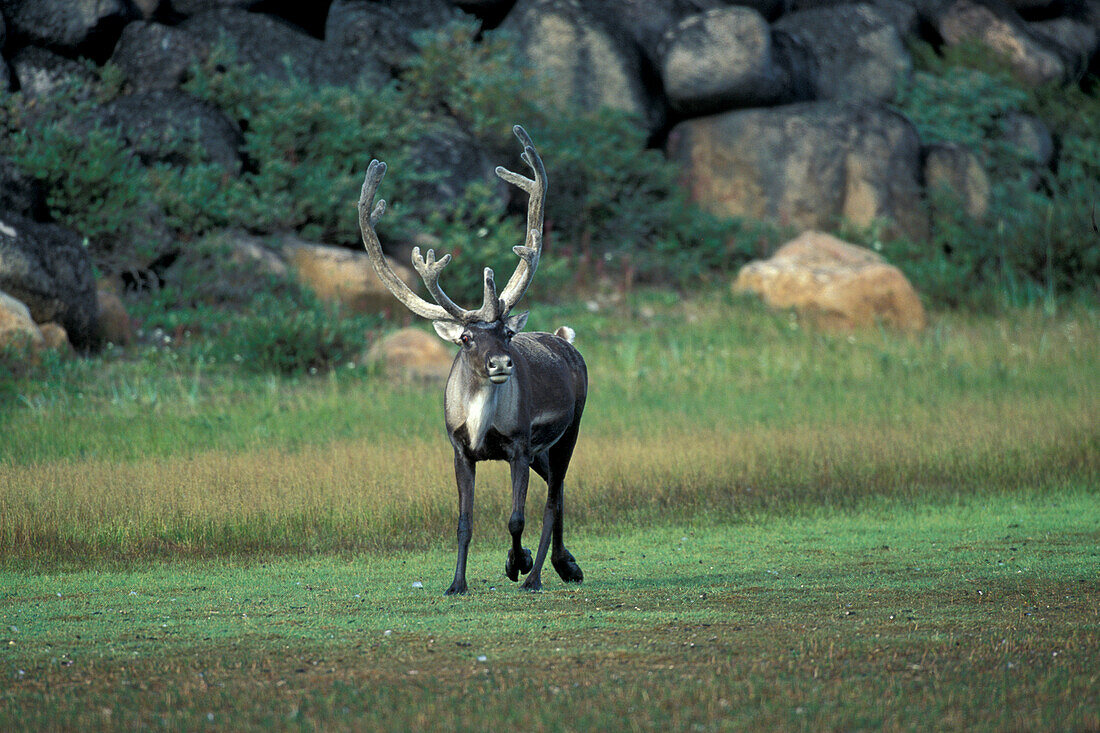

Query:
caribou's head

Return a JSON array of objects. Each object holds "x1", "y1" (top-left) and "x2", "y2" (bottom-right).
[
  {"x1": 357, "y1": 125, "x2": 547, "y2": 386},
  {"x1": 433, "y1": 306, "x2": 529, "y2": 385}
]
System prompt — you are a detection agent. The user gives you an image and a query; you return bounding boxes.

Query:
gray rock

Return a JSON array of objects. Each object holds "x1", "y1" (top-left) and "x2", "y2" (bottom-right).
[
  {"x1": 502, "y1": 0, "x2": 663, "y2": 134},
  {"x1": 934, "y1": 0, "x2": 1067, "y2": 85},
  {"x1": 775, "y1": 3, "x2": 912, "y2": 102},
  {"x1": 1000, "y1": 111, "x2": 1053, "y2": 167},
  {"x1": 97, "y1": 90, "x2": 242, "y2": 171},
  {"x1": 922, "y1": 143, "x2": 990, "y2": 219},
  {"x1": 573, "y1": 0, "x2": 734, "y2": 65},
  {"x1": 180, "y1": 7, "x2": 382, "y2": 88},
  {"x1": 0, "y1": 212, "x2": 100, "y2": 350},
  {"x1": 325, "y1": 0, "x2": 464, "y2": 74},
  {"x1": 0, "y1": 0, "x2": 134, "y2": 54},
  {"x1": 667, "y1": 101, "x2": 927, "y2": 241},
  {"x1": 168, "y1": 0, "x2": 258, "y2": 14},
  {"x1": 10, "y1": 46, "x2": 98, "y2": 101},
  {"x1": 110, "y1": 20, "x2": 210, "y2": 93},
  {"x1": 408, "y1": 122, "x2": 506, "y2": 206},
  {"x1": 658, "y1": 6, "x2": 798, "y2": 114},
  {"x1": 786, "y1": 0, "x2": 923, "y2": 34},
  {"x1": 0, "y1": 157, "x2": 47, "y2": 221},
  {"x1": 1028, "y1": 16, "x2": 1099, "y2": 79}
]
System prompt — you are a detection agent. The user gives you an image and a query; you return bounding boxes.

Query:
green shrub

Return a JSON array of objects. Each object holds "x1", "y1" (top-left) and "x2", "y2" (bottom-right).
[{"x1": 891, "y1": 42, "x2": 1100, "y2": 307}]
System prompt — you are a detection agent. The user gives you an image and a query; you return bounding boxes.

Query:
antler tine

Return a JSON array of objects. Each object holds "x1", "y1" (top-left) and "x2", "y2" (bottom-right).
[
  {"x1": 358, "y1": 160, "x2": 458, "y2": 322},
  {"x1": 411, "y1": 246, "x2": 475, "y2": 322},
  {"x1": 496, "y1": 125, "x2": 548, "y2": 313}
]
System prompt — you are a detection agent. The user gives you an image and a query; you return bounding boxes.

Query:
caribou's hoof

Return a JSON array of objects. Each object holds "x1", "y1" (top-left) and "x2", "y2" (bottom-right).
[
  {"x1": 505, "y1": 547, "x2": 533, "y2": 581},
  {"x1": 521, "y1": 574, "x2": 542, "y2": 592},
  {"x1": 444, "y1": 580, "x2": 468, "y2": 596},
  {"x1": 552, "y1": 551, "x2": 584, "y2": 583}
]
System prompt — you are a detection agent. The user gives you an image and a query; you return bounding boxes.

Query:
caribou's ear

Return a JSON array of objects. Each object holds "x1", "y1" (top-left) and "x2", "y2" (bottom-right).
[
  {"x1": 504, "y1": 311, "x2": 529, "y2": 333},
  {"x1": 432, "y1": 320, "x2": 465, "y2": 344}
]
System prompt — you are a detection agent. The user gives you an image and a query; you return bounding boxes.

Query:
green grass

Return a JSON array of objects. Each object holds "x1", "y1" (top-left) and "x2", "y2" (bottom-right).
[
  {"x1": 0, "y1": 290, "x2": 1096, "y2": 729},
  {"x1": 1, "y1": 291, "x2": 1097, "y2": 565},
  {"x1": 2, "y1": 489, "x2": 1096, "y2": 730}
]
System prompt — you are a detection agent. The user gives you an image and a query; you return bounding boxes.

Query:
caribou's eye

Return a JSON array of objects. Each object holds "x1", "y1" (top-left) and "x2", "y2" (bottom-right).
[
  {"x1": 504, "y1": 329, "x2": 515, "y2": 340},
  {"x1": 459, "y1": 333, "x2": 471, "y2": 346}
]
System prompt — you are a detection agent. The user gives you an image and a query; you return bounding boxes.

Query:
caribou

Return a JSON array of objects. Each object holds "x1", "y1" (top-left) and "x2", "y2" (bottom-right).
[{"x1": 357, "y1": 126, "x2": 587, "y2": 594}]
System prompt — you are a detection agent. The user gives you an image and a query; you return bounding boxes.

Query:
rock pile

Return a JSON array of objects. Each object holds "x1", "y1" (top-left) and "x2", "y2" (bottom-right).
[{"x1": 0, "y1": 0, "x2": 1095, "y2": 342}]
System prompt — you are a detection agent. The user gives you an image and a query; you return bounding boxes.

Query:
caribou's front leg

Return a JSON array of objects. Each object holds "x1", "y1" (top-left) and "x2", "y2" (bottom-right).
[
  {"x1": 505, "y1": 457, "x2": 534, "y2": 582},
  {"x1": 446, "y1": 451, "x2": 476, "y2": 596}
]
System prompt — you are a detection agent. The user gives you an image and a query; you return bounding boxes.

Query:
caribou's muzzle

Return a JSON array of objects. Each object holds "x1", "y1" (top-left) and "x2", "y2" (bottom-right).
[{"x1": 487, "y1": 354, "x2": 513, "y2": 384}]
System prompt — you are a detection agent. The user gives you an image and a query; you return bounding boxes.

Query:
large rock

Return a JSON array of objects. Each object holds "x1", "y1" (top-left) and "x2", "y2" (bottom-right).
[
  {"x1": 169, "y1": 0, "x2": 257, "y2": 14},
  {"x1": 934, "y1": 0, "x2": 1068, "y2": 85},
  {"x1": 0, "y1": 214, "x2": 100, "y2": 350},
  {"x1": 668, "y1": 101, "x2": 927, "y2": 241},
  {"x1": 733, "y1": 231, "x2": 926, "y2": 331},
  {"x1": 775, "y1": 3, "x2": 912, "y2": 102},
  {"x1": 366, "y1": 327, "x2": 455, "y2": 380},
  {"x1": 180, "y1": 7, "x2": 382, "y2": 88},
  {"x1": 657, "y1": 6, "x2": 806, "y2": 114},
  {"x1": 1028, "y1": 15, "x2": 1099, "y2": 79},
  {"x1": 502, "y1": 0, "x2": 663, "y2": 133},
  {"x1": 0, "y1": 156, "x2": 47, "y2": 221},
  {"x1": 96, "y1": 289, "x2": 133, "y2": 346},
  {"x1": 571, "y1": 0, "x2": 743, "y2": 67},
  {"x1": 999, "y1": 111, "x2": 1053, "y2": 167},
  {"x1": 96, "y1": 90, "x2": 242, "y2": 171},
  {"x1": 280, "y1": 235, "x2": 419, "y2": 314},
  {"x1": 110, "y1": 20, "x2": 210, "y2": 93},
  {"x1": 922, "y1": 143, "x2": 990, "y2": 219},
  {"x1": 10, "y1": 46, "x2": 98, "y2": 102},
  {"x1": 0, "y1": 0, "x2": 134, "y2": 55},
  {"x1": 0, "y1": 289, "x2": 44, "y2": 351},
  {"x1": 324, "y1": 0, "x2": 462, "y2": 74}
]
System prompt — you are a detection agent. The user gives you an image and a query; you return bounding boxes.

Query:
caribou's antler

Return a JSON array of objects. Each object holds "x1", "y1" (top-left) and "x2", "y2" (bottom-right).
[
  {"x1": 357, "y1": 125, "x2": 546, "y2": 324},
  {"x1": 496, "y1": 125, "x2": 548, "y2": 313}
]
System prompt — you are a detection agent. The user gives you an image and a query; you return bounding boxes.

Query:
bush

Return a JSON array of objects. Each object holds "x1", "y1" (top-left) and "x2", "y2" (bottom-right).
[{"x1": 890, "y1": 42, "x2": 1100, "y2": 307}]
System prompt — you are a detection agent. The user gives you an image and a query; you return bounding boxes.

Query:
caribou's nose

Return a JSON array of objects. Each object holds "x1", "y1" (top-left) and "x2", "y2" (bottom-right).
[{"x1": 487, "y1": 355, "x2": 513, "y2": 383}]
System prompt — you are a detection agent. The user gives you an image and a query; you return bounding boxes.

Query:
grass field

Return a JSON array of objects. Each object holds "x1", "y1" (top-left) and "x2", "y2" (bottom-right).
[{"x1": 1, "y1": 291, "x2": 1098, "y2": 730}]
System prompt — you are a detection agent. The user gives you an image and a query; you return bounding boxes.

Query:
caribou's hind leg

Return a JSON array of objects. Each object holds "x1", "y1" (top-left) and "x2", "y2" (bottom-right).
[
  {"x1": 522, "y1": 427, "x2": 583, "y2": 591},
  {"x1": 505, "y1": 457, "x2": 534, "y2": 581}
]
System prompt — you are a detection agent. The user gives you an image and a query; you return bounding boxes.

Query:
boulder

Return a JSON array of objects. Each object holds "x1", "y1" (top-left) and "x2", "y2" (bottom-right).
[
  {"x1": 180, "y1": 7, "x2": 382, "y2": 88},
  {"x1": 280, "y1": 235, "x2": 419, "y2": 314},
  {"x1": 221, "y1": 230, "x2": 289, "y2": 278},
  {"x1": 0, "y1": 289, "x2": 44, "y2": 351},
  {"x1": 0, "y1": 156, "x2": 47, "y2": 221},
  {"x1": 502, "y1": 0, "x2": 663, "y2": 133},
  {"x1": 934, "y1": 0, "x2": 1067, "y2": 85},
  {"x1": 1028, "y1": 16, "x2": 1098, "y2": 79},
  {"x1": 657, "y1": 7, "x2": 803, "y2": 114},
  {"x1": 96, "y1": 289, "x2": 133, "y2": 346},
  {"x1": 96, "y1": 89, "x2": 242, "y2": 171},
  {"x1": 324, "y1": 0, "x2": 463, "y2": 74},
  {"x1": 109, "y1": 20, "x2": 210, "y2": 93},
  {"x1": 733, "y1": 230, "x2": 926, "y2": 331},
  {"x1": 787, "y1": 0, "x2": 922, "y2": 34},
  {"x1": 774, "y1": 3, "x2": 912, "y2": 102},
  {"x1": 169, "y1": 0, "x2": 257, "y2": 14},
  {"x1": 668, "y1": 101, "x2": 927, "y2": 241},
  {"x1": 922, "y1": 143, "x2": 990, "y2": 219},
  {"x1": 366, "y1": 327, "x2": 455, "y2": 380},
  {"x1": 0, "y1": 213, "x2": 100, "y2": 350},
  {"x1": 571, "y1": 0, "x2": 739, "y2": 67},
  {"x1": 999, "y1": 111, "x2": 1053, "y2": 167},
  {"x1": 38, "y1": 321, "x2": 72, "y2": 352},
  {"x1": 0, "y1": 0, "x2": 134, "y2": 55},
  {"x1": 408, "y1": 122, "x2": 506, "y2": 206},
  {"x1": 10, "y1": 46, "x2": 98, "y2": 102}
]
